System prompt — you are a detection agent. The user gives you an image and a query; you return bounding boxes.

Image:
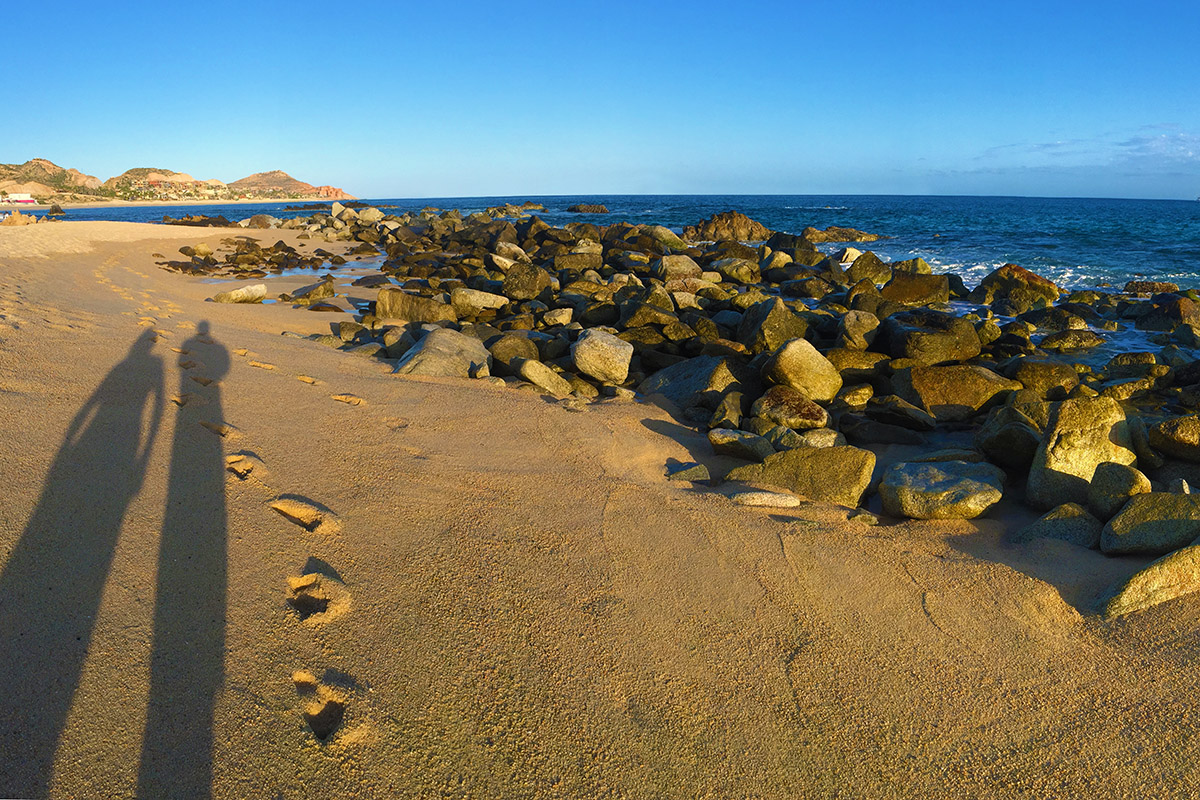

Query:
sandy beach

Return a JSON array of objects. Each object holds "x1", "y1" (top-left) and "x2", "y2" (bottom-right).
[
  {"x1": 47, "y1": 198, "x2": 333, "y2": 211},
  {"x1": 2, "y1": 221, "x2": 1200, "y2": 797}
]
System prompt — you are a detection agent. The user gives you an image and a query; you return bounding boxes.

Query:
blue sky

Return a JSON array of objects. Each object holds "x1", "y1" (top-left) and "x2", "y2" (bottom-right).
[{"x1": 6, "y1": 0, "x2": 1199, "y2": 199}]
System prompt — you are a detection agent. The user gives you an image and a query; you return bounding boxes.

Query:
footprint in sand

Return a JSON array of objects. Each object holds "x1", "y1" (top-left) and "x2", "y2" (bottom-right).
[
  {"x1": 199, "y1": 420, "x2": 242, "y2": 440},
  {"x1": 383, "y1": 416, "x2": 409, "y2": 431},
  {"x1": 190, "y1": 375, "x2": 214, "y2": 387},
  {"x1": 248, "y1": 360, "x2": 276, "y2": 371},
  {"x1": 171, "y1": 347, "x2": 188, "y2": 355},
  {"x1": 179, "y1": 359, "x2": 202, "y2": 370},
  {"x1": 296, "y1": 375, "x2": 320, "y2": 385},
  {"x1": 286, "y1": 570, "x2": 350, "y2": 623},
  {"x1": 331, "y1": 393, "x2": 365, "y2": 406},
  {"x1": 171, "y1": 393, "x2": 208, "y2": 408},
  {"x1": 225, "y1": 451, "x2": 270, "y2": 482},
  {"x1": 268, "y1": 495, "x2": 342, "y2": 535},
  {"x1": 291, "y1": 670, "x2": 348, "y2": 742},
  {"x1": 233, "y1": 347, "x2": 249, "y2": 357}
]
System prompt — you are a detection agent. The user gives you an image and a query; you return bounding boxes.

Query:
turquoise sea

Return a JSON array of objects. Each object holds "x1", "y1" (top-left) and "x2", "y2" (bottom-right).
[{"x1": 24, "y1": 194, "x2": 1200, "y2": 291}]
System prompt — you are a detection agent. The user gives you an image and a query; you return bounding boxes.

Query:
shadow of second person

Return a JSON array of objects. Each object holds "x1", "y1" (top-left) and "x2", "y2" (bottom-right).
[
  {"x1": 0, "y1": 329, "x2": 164, "y2": 797},
  {"x1": 139, "y1": 320, "x2": 231, "y2": 799}
]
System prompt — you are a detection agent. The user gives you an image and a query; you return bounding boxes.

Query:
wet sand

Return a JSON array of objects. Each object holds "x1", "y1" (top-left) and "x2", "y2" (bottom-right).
[{"x1": 1, "y1": 221, "x2": 1199, "y2": 797}]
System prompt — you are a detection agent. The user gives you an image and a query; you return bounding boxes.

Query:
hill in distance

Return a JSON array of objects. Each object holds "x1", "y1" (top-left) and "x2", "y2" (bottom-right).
[
  {"x1": 1, "y1": 159, "x2": 354, "y2": 203},
  {"x1": 0, "y1": 159, "x2": 109, "y2": 199}
]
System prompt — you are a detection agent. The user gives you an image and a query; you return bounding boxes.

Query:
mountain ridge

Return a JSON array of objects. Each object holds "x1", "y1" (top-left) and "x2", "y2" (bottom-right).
[{"x1": 0, "y1": 159, "x2": 354, "y2": 202}]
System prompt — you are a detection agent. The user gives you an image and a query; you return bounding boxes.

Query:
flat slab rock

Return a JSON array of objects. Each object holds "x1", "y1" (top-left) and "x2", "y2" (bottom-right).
[
  {"x1": 1106, "y1": 543, "x2": 1200, "y2": 617},
  {"x1": 730, "y1": 490, "x2": 803, "y2": 508},
  {"x1": 879, "y1": 460, "x2": 1005, "y2": 520},
  {"x1": 725, "y1": 446, "x2": 875, "y2": 508}
]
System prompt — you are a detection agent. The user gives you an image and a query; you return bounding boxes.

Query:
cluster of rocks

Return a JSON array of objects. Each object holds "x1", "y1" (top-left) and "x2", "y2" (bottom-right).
[
  {"x1": 567, "y1": 204, "x2": 610, "y2": 214},
  {"x1": 191, "y1": 204, "x2": 1200, "y2": 617},
  {"x1": 165, "y1": 237, "x2": 365, "y2": 280}
]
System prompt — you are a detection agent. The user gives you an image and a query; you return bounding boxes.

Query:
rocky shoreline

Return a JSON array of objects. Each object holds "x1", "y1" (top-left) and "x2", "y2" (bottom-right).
[{"x1": 170, "y1": 202, "x2": 1200, "y2": 619}]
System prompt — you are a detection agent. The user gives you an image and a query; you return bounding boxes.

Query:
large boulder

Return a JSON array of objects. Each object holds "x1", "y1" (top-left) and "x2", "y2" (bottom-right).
[
  {"x1": 515, "y1": 358, "x2": 573, "y2": 399},
  {"x1": 638, "y1": 356, "x2": 746, "y2": 411},
  {"x1": 682, "y1": 211, "x2": 773, "y2": 242},
  {"x1": 892, "y1": 365, "x2": 1021, "y2": 422},
  {"x1": 737, "y1": 298, "x2": 808, "y2": 354},
  {"x1": 1008, "y1": 359, "x2": 1079, "y2": 400},
  {"x1": 1105, "y1": 543, "x2": 1200, "y2": 617},
  {"x1": 976, "y1": 404, "x2": 1046, "y2": 469},
  {"x1": 1026, "y1": 397, "x2": 1136, "y2": 509},
  {"x1": 501, "y1": 262, "x2": 553, "y2": 301},
  {"x1": 846, "y1": 252, "x2": 892, "y2": 285},
  {"x1": 376, "y1": 287, "x2": 458, "y2": 323},
  {"x1": 1100, "y1": 493, "x2": 1200, "y2": 555},
  {"x1": 878, "y1": 310, "x2": 981, "y2": 365},
  {"x1": 450, "y1": 287, "x2": 508, "y2": 316},
  {"x1": 878, "y1": 460, "x2": 1005, "y2": 520},
  {"x1": 709, "y1": 257, "x2": 760, "y2": 285},
  {"x1": 879, "y1": 273, "x2": 950, "y2": 306},
  {"x1": 835, "y1": 310, "x2": 880, "y2": 350},
  {"x1": 394, "y1": 328, "x2": 491, "y2": 378},
  {"x1": 750, "y1": 385, "x2": 830, "y2": 430},
  {"x1": 1087, "y1": 462, "x2": 1152, "y2": 521},
  {"x1": 761, "y1": 338, "x2": 842, "y2": 402},
  {"x1": 571, "y1": 329, "x2": 634, "y2": 384},
  {"x1": 968, "y1": 264, "x2": 1061, "y2": 311},
  {"x1": 1149, "y1": 415, "x2": 1200, "y2": 462},
  {"x1": 725, "y1": 446, "x2": 876, "y2": 507},
  {"x1": 650, "y1": 254, "x2": 702, "y2": 281}
]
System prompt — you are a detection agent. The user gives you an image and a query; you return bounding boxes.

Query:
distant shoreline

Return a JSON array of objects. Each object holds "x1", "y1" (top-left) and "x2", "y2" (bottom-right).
[{"x1": 51, "y1": 197, "x2": 342, "y2": 211}]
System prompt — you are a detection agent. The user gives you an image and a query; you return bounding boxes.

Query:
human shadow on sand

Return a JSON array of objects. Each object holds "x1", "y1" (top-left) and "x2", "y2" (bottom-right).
[
  {"x1": 138, "y1": 321, "x2": 230, "y2": 799},
  {"x1": 0, "y1": 329, "x2": 164, "y2": 797}
]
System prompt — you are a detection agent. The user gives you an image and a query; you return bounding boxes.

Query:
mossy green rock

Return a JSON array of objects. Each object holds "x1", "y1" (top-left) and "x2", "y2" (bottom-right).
[
  {"x1": 1100, "y1": 493, "x2": 1200, "y2": 556},
  {"x1": 1027, "y1": 397, "x2": 1135, "y2": 510},
  {"x1": 878, "y1": 460, "x2": 1005, "y2": 520},
  {"x1": 725, "y1": 446, "x2": 875, "y2": 508},
  {"x1": 1105, "y1": 543, "x2": 1200, "y2": 617}
]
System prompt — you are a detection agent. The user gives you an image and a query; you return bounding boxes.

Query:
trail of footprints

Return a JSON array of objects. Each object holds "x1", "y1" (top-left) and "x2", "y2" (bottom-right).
[{"x1": 179, "y1": 343, "x2": 373, "y2": 743}]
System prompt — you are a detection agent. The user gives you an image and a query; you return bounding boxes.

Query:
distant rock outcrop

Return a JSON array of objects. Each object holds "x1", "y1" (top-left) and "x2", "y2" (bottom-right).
[
  {"x1": 567, "y1": 204, "x2": 610, "y2": 214},
  {"x1": 682, "y1": 211, "x2": 773, "y2": 242},
  {"x1": 229, "y1": 170, "x2": 355, "y2": 200}
]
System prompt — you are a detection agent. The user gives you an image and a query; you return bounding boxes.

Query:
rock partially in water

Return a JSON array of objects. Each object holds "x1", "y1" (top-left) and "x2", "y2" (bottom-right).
[{"x1": 210, "y1": 283, "x2": 267, "y2": 304}]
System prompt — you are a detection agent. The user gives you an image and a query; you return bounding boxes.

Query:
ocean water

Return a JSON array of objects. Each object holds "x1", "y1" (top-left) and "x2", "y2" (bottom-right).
[{"x1": 23, "y1": 194, "x2": 1200, "y2": 291}]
